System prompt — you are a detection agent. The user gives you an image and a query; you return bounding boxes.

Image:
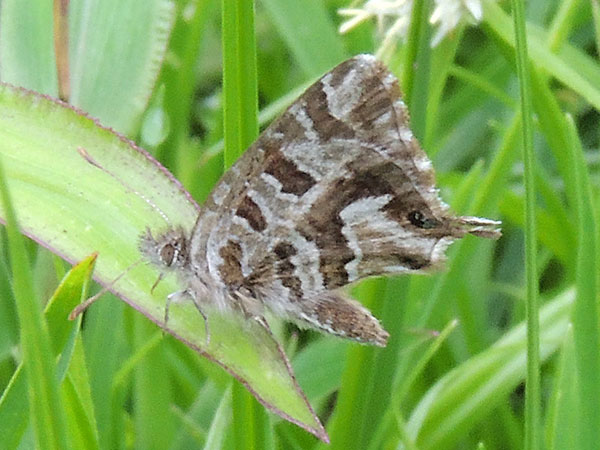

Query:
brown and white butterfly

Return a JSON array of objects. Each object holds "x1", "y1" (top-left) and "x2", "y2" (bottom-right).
[{"x1": 139, "y1": 54, "x2": 501, "y2": 347}]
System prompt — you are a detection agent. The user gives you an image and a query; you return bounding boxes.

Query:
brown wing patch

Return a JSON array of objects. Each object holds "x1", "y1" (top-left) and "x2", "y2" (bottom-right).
[
  {"x1": 236, "y1": 195, "x2": 267, "y2": 232},
  {"x1": 263, "y1": 145, "x2": 316, "y2": 196},
  {"x1": 218, "y1": 240, "x2": 244, "y2": 286}
]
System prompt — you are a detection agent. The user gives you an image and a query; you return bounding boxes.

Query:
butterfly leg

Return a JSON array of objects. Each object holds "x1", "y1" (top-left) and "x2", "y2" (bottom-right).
[
  {"x1": 233, "y1": 291, "x2": 271, "y2": 334},
  {"x1": 164, "y1": 290, "x2": 211, "y2": 345},
  {"x1": 189, "y1": 294, "x2": 210, "y2": 345}
]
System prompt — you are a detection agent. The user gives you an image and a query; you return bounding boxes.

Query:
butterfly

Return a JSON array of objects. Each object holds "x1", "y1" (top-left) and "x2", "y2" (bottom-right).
[{"x1": 138, "y1": 54, "x2": 501, "y2": 347}]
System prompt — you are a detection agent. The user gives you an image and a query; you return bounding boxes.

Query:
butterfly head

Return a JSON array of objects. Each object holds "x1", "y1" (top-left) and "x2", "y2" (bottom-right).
[{"x1": 139, "y1": 227, "x2": 190, "y2": 271}]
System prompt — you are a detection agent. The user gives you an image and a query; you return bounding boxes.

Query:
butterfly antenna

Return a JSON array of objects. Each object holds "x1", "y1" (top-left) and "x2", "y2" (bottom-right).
[
  {"x1": 77, "y1": 146, "x2": 172, "y2": 226},
  {"x1": 69, "y1": 258, "x2": 145, "y2": 320}
]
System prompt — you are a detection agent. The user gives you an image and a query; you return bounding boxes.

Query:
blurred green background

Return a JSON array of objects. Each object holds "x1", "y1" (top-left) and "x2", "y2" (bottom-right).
[{"x1": 0, "y1": 0, "x2": 598, "y2": 449}]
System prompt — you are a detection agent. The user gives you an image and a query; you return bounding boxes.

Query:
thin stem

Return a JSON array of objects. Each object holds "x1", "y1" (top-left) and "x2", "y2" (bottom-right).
[{"x1": 510, "y1": 1, "x2": 540, "y2": 449}]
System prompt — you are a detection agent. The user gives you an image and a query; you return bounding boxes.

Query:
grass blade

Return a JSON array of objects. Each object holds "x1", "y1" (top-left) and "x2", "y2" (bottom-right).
[
  {"x1": 0, "y1": 254, "x2": 97, "y2": 447},
  {"x1": 0, "y1": 157, "x2": 69, "y2": 449},
  {"x1": 326, "y1": 279, "x2": 388, "y2": 449},
  {"x1": 203, "y1": 385, "x2": 232, "y2": 450},
  {"x1": 565, "y1": 114, "x2": 600, "y2": 449},
  {"x1": 69, "y1": 0, "x2": 175, "y2": 134},
  {"x1": 408, "y1": 290, "x2": 573, "y2": 449},
  {"x1": 0, "y1": 0, "x2": 58, "y2": 95},
  {"x1": 510, "y1": 1, "x2": 540, "y2": 448},
  {"x1": 261, "y1": 0, "x2": 347, "y2": 77},
  {"x1": 222, "y1": 2, "x2": 266, "y2": 448},
  {"x1": 222, "y1": 0, "x2": 258, "y2": 165}
]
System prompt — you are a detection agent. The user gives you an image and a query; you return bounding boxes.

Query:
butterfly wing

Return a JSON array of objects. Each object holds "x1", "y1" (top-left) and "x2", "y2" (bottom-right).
[{"x1": 190, "y1": 55, "x2": 499, "y2": 345}]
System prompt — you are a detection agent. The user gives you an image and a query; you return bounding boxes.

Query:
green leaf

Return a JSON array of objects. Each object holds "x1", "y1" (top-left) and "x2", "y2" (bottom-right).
[
  {"x1": 222, "y1": 0, "x2": 258, "y2": 164},
  {"x1": 408, "y1": 290, "x2": 574, "y2": 450},
  {"x1": 261, "y1": 0, "x2": 348, "y2": 78},
  {"x1": 326, "y1": 278, "x2": 389, "y2": 449},
  {"x1": 483, "y1": 0, "x2": 600, "y2": 111},
  {"x1": 221, "y1": 3, "x2": 275, "y2": 448},
  {"x1": 566, "y1": 114, "x2": 600, "y2": 449},
  {"x1": 203, "y1": 385, "x2": 232, "y2": 450},
  {"x1": 0, "y1": 0, "x2": 174, "y2": 135},
  {"x1": 0, "y1": 252, "x2": 97, "y2": 448},
  {"x1": 293, "y1": 339, "x2": 346, "y2": 403},
  {"x1": 0, "y1": 82, "x2": 326, "y2": 441},
  {"x1": 47, "y1": 254, "x2": 97, "y2": 355},
  {"x1": 545, "y1": 326, "x2": 578, "y2": 450},
  {"x1": 0, "y1": 154, "x2": 69, "y2": 449},
  {"x1": 509, "y1": 2, "x2": 541, "y2": 448},
  {"x1": 69, "y1": 0, "x2": 175, "y2": 134},
  {"x1": 62, "y1": 338, "x2": 101, "y2": 450},
  {"x1": 0, "y1": 0, "x2": 58, "y2": 95}
]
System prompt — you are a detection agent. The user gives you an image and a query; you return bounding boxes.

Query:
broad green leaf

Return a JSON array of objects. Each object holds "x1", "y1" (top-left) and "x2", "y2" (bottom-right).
[
  {"x1": 0, "y1": 0, "x2": 175, "y2": 135},
  {"x1": 0, "y1": 83, "x2": 326, "y2": 440},
  {"x1": 0, "y1": 0, "x2": 58, "y2": 95},
  {"x1": 69, "y1": 0, "x2": 175, "y2": 134}
]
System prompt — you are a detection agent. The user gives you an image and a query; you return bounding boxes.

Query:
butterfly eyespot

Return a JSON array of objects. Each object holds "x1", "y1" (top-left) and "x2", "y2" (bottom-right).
[{"x1": 408, "y1": 211, "x2": 439, "y2": 229}]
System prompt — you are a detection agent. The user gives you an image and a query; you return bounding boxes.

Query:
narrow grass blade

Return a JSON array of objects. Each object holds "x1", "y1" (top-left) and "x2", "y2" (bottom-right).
[
  {"x1": 366, "y1": 319, "x2": 460, "y2": 450},
  {"x1": 326, "y1": 279, "x2": 388, "y2": 449},
  {"x1": 408, "y1": 290, "x2": 574, "y2": 450},
  {"x1": 204, "y1": 385, "x2": 232, "y2": 450},
  {"x1": 62, "y1": 338, "x2": 101, "y2": 450},
  {"x1": 565, "y1": 114, "x2": 600, "y2": 449},
  {"x1": 222, "y1": 0, "x2": 258, "y2": 164},
  {"x1": 483, "y1": 1, "x2": 600, "y2": 111},
  {"x1": 510, "y1": 1, "x2": 540, "y2": 448},
  {"x1": 156, "y1": 0, "x2": 216, "y2": 174},
  {"x1": 261, "y1": 0, "x2": 347, "y2": 77},
  {"x1": 0, "y1": 246, "x2": 97, "y2": 448},
  {"x1": 133, "y1": 315, "x2": 175, "y2": 449},
  {"x1": 0, "y1": 157, "x2": 69, "y2": 449},
  {"x1": 221, "y1": 1, "x2": 278, "y2": 447},
  {"x1": 545, "y1": 326, "x2": 578, "y2": 450}
]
